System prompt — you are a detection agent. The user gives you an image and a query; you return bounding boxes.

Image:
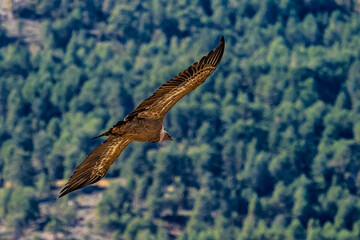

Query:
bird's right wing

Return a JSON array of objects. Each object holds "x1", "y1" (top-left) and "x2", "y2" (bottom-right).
[
  {"x1": 59, "y1": 137, "x2": 132, "y2": 197},
  {"x1": 124, "y1": 36, "x2": 225, "y2": 120}
]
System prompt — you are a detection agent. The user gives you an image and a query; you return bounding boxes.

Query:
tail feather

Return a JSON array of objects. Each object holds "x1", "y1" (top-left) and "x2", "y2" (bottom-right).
[
  {"x1": 92, "y1": 132, "x2": 108, "y2": 139},
  {"x1": 92, "y1": 121, "x2": 127, "y2": 139}
]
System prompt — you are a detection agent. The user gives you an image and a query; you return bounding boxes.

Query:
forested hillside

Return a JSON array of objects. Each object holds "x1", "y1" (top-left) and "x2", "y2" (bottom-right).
[{"x1": 1, "y1": 0, "x2": 360, "y2": 239}]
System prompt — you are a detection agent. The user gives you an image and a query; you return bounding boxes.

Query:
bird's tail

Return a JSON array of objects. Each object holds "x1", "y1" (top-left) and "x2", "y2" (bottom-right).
[{"x1": 92, "y1": 132, "x2": 109, "y2": 139}]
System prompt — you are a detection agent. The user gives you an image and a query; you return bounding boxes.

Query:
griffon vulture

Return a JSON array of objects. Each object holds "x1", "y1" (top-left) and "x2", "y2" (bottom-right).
[{"x1": 59, "y1": 36, "x2": 225, "y2": 197}]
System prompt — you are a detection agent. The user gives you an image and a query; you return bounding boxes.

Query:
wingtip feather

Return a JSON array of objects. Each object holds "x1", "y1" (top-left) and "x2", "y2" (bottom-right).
[{"x1": 59, "y1": 188, "x2": 69, "y2": 198}]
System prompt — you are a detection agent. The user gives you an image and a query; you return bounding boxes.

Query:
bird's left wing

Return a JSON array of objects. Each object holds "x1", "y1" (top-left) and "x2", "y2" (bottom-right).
[
  {"x1": 59, "y1": 137, "x2": 132, "y2": 197},
  {"x1": 124, "y1": 36, "x2": 225, "y2": 120}
]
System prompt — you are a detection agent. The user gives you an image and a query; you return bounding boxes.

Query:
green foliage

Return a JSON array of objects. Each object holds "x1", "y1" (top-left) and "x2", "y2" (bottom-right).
[
  {"x1": 287, "y1": 219, "x2": 306, "y2": 240},
  {"x1": 97, "y1": 183, "x2": 134, "y2": 231},
  {"x1": 0, "y1": 187, "x2": 39, "y2": 229},
  {"x1": 1, "y1": 0, "x2": 360, "y2": 238}
]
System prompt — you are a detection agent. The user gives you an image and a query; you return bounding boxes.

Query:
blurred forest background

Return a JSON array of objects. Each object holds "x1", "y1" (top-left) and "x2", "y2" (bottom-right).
[{"x1": 1, "y1": 0, "x2": 360, "y2": 239}]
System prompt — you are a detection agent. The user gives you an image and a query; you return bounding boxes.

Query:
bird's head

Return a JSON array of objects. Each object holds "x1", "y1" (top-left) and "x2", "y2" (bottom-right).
[{"x1": 160, "y1": 130, "x2": 173, "y2": 142}]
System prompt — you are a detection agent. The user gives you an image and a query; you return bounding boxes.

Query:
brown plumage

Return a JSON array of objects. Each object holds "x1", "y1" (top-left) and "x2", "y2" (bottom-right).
[{"x1": 59, "y1": 36, "x2": 225, "y2": 198}]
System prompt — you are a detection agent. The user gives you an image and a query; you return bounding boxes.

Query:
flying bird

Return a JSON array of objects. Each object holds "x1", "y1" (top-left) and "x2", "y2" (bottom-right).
[{"x1": 59, "y1": 36, "x2": 225, "y2": 197}]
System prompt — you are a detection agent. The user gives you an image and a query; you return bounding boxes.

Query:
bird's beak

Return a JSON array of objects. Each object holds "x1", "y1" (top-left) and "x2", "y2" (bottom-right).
[{"x1": 169, "y1": 136, "x2": 173, "y2": 141}]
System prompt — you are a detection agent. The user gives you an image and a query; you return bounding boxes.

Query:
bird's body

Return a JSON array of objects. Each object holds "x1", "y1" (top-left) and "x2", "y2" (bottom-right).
[
  {"x1": 59, "y1": 36, "x2": 225, "y2": 198},
  {"x1": 101, "y1": 118, "x2": 168, "y2": 142}
]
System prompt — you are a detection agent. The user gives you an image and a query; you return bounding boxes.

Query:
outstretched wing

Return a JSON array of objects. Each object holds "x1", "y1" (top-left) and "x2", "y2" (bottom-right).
[
  {"x1": 59, "y1": 137, "x2": 132, "y2": 197},
  {"x1": 124, "y1": 36, "x2": 225, "y2": 120}
]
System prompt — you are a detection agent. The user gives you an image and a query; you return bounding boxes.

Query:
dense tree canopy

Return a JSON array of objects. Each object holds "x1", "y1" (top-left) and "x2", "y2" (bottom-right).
[{"x1": 1, "y1": 0, "x2": 360, "y2": 239}]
